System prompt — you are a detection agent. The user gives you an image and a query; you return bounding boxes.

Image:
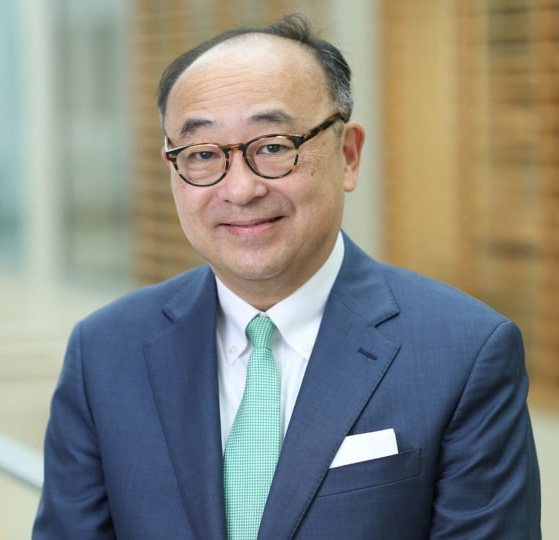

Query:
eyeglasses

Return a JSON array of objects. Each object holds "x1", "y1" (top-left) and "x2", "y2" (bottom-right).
[{"x1": 164, "y1": 112, "x2": 345, "y2": 187}]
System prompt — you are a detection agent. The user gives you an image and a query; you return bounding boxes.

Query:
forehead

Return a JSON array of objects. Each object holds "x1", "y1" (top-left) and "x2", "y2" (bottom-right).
[{"x1": 164, "y1": 35, "x2": 331, "y2": 133}]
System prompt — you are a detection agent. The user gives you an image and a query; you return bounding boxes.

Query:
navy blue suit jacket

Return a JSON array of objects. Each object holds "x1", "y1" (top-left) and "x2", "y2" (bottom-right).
[{"x1": 34, "y1": 235, "x2": 540, "y2": 538}]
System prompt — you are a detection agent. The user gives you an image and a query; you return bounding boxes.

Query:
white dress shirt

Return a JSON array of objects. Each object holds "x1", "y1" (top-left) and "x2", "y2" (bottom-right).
[{"x1": 216, "y1": 232, "x2": 345, "y2": 452}]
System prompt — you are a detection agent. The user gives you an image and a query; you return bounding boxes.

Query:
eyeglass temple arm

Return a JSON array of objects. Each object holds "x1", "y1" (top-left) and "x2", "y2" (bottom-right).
[{"x1": 300, "y1": 112, "x2": 345, "y2": 145}]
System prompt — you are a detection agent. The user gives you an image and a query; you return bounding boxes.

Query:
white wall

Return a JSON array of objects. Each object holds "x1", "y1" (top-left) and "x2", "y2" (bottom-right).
[{"x1": 331, "y1": 0, "x2": 383, "y2": 258}]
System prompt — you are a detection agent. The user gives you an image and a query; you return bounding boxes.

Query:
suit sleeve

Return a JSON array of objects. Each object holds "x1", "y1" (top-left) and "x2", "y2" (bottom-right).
[
  {"x1": 33, "y1": 322, "x2": 116, "y2": 540},
  {"x1": 430, "y1": 320, "x2": 541, "y2": 539}
]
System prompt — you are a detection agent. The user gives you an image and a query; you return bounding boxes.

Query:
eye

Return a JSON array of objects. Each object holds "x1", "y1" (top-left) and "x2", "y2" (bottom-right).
[
  {"x1": 260, "y1": 144, "x2": 285, "y2": 155},
  {"x1": 184, "y1": 146, "x2": 221, "y2": 162},
  {"x1": 192, "y1": 150, "x2": 218, "y2": 161},
  {"x1": 254, "y1": 138, "x2": 294, "y2": 156}
]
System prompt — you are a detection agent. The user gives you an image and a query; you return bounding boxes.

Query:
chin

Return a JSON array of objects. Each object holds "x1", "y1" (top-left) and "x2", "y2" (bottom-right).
[{"x1": 235, "y1": 266, "x2": 283, "y2": 282}]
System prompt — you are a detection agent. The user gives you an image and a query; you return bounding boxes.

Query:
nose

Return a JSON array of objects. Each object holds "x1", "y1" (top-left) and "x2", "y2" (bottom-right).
[{"x1": 217, "y1": 149, "x2": 268, "y2": 205}]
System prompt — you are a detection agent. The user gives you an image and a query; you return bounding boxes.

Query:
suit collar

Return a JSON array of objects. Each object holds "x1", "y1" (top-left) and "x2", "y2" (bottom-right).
[
  {"x1": 332, "y1": 232, "x2": 400, "y2": 326},
  {"x1": 159, "y1": 232, "x2": 396, "y2": 327},
  {"x1": 160, "y1": 265, "x2": 216, "y2": 322}
]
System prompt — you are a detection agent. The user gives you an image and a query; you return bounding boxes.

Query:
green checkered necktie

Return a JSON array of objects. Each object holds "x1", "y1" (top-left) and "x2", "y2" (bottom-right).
[{"x1": 224, "y1": 315, "x2": 281, "y2": 540}]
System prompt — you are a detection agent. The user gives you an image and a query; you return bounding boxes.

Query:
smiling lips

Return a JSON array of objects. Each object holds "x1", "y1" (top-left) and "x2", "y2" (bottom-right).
[{"x1": 223, "y1": 216, "x2": 283, "y2": 235}]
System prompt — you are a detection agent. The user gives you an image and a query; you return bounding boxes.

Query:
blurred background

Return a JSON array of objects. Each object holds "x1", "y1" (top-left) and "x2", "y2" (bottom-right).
[{"x1": 0, "y1": 0, "x2": 557, "y2": 537}]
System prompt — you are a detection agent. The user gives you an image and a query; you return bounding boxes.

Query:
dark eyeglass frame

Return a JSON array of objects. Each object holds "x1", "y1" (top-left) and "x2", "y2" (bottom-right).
[{"x1": 164, "y1": 112, "x2": 345, "y2": 187}]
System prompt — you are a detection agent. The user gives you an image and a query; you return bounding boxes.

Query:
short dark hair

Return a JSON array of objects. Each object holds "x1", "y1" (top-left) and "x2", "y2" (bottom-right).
[{"x1": 156, "y1": 13, "x2": 353, "y2": 125}]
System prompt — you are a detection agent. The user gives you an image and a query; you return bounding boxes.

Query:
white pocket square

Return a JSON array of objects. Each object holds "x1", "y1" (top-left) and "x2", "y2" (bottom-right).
[{"x1": 330, "y1": 428, "x2": 398, "y2": 468}]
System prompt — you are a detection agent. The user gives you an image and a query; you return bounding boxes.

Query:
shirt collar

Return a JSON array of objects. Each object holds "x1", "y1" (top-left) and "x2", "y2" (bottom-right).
[
  {"x1": 216, "y1": 280, "x2": 259, "y2": 364},
  {"x1": 267, "y1": 232, "x2": 344, "y2": 358},
  {"x1": 216, "y1": 231, "x2": 345, "y2": 362}
]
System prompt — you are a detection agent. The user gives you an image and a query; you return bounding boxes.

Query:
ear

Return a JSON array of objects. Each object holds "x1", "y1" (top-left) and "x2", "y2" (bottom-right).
[
  {"x1": 340, "y1": 122, "x2": 365, "y2": 193},
  {"x1": 161, "y1": 146, "x2": 170, "y2": 165}
]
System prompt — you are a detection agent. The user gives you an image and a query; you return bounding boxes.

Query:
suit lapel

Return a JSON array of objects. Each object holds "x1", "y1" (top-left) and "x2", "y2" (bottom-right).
[
  {"x1": 259, "y1": 237, "x2": 401, "y2": 539},
  {"x1": 144, "y1": 269, "x2": 227, "y2": 540}
]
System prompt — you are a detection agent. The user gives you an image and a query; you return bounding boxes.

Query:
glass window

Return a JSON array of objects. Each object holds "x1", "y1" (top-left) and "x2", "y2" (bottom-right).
[
  {"x1": 54, "y1": 0, "x2": 131, "y2": 288},
  {"x1": 0, "y1": 1, "x2": 24, "y2": 269}
]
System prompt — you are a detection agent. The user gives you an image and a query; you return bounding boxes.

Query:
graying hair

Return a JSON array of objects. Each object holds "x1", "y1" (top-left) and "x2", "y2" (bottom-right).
[{"x1": 157, "y1": 13, "x2": 353, "y2": 125}]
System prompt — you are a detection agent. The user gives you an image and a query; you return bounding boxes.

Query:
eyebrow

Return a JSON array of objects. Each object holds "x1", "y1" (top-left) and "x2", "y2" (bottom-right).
[
  {"x1": 247, "y1": 110, "x2": 295, "y2": 126},
  {"x1": 178, "y1": 110, "x2": 296, "y2": 138},
  {"x1": 179, "y1": 118, "x2": 214, "y2": 137}
]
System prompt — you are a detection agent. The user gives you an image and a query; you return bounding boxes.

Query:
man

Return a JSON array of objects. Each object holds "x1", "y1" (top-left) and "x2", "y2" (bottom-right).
[{"x1": 34, "y1": 14, "x2": 540, "y2": 539}]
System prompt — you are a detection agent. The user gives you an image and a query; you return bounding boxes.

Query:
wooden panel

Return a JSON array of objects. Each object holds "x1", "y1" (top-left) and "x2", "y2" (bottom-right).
[{"x1": 382, "y1": 0, "x2": 559, "y2": 409}]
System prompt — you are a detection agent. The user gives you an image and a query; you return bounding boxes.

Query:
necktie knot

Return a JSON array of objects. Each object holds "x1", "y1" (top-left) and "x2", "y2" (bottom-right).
[{"x1": 247, "y1": 315, "x2": 276, "y2": 350}]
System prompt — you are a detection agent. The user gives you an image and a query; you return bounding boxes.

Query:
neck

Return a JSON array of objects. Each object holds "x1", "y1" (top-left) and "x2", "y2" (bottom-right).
[{"x1": 213, "y1": 272, "x2": 310, "y2": 312}]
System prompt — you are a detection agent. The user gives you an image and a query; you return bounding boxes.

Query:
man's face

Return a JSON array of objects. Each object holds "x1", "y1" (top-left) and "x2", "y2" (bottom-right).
[{"x1": 163, "y1": 35, "x2": 364, "y2": 309}]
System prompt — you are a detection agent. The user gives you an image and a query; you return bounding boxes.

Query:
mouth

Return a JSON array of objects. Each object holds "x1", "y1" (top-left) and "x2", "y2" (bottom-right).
[
  {"x1": 223, "y1": 216, "x2": 284, "y2": 235},
  {"x1": 226, "y1": 216, "x2": 282, "y2": 227}
]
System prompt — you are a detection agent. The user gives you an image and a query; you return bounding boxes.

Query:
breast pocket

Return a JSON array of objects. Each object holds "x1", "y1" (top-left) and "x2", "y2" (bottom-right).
[{"x1": 317, "y1": 448, "x2": 421, "y2": 497}]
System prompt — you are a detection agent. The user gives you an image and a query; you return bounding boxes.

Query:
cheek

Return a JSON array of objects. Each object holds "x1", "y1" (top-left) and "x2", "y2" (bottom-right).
[
  {"x1": 297, "y1": 154, "x2": 346, "y2": 209},
  {"x1": 287, "y1": 180, "x2": 344, "y2": 240},
  {"x1": 171, "y1": 179, "x2": 208, "y2": 231}
]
